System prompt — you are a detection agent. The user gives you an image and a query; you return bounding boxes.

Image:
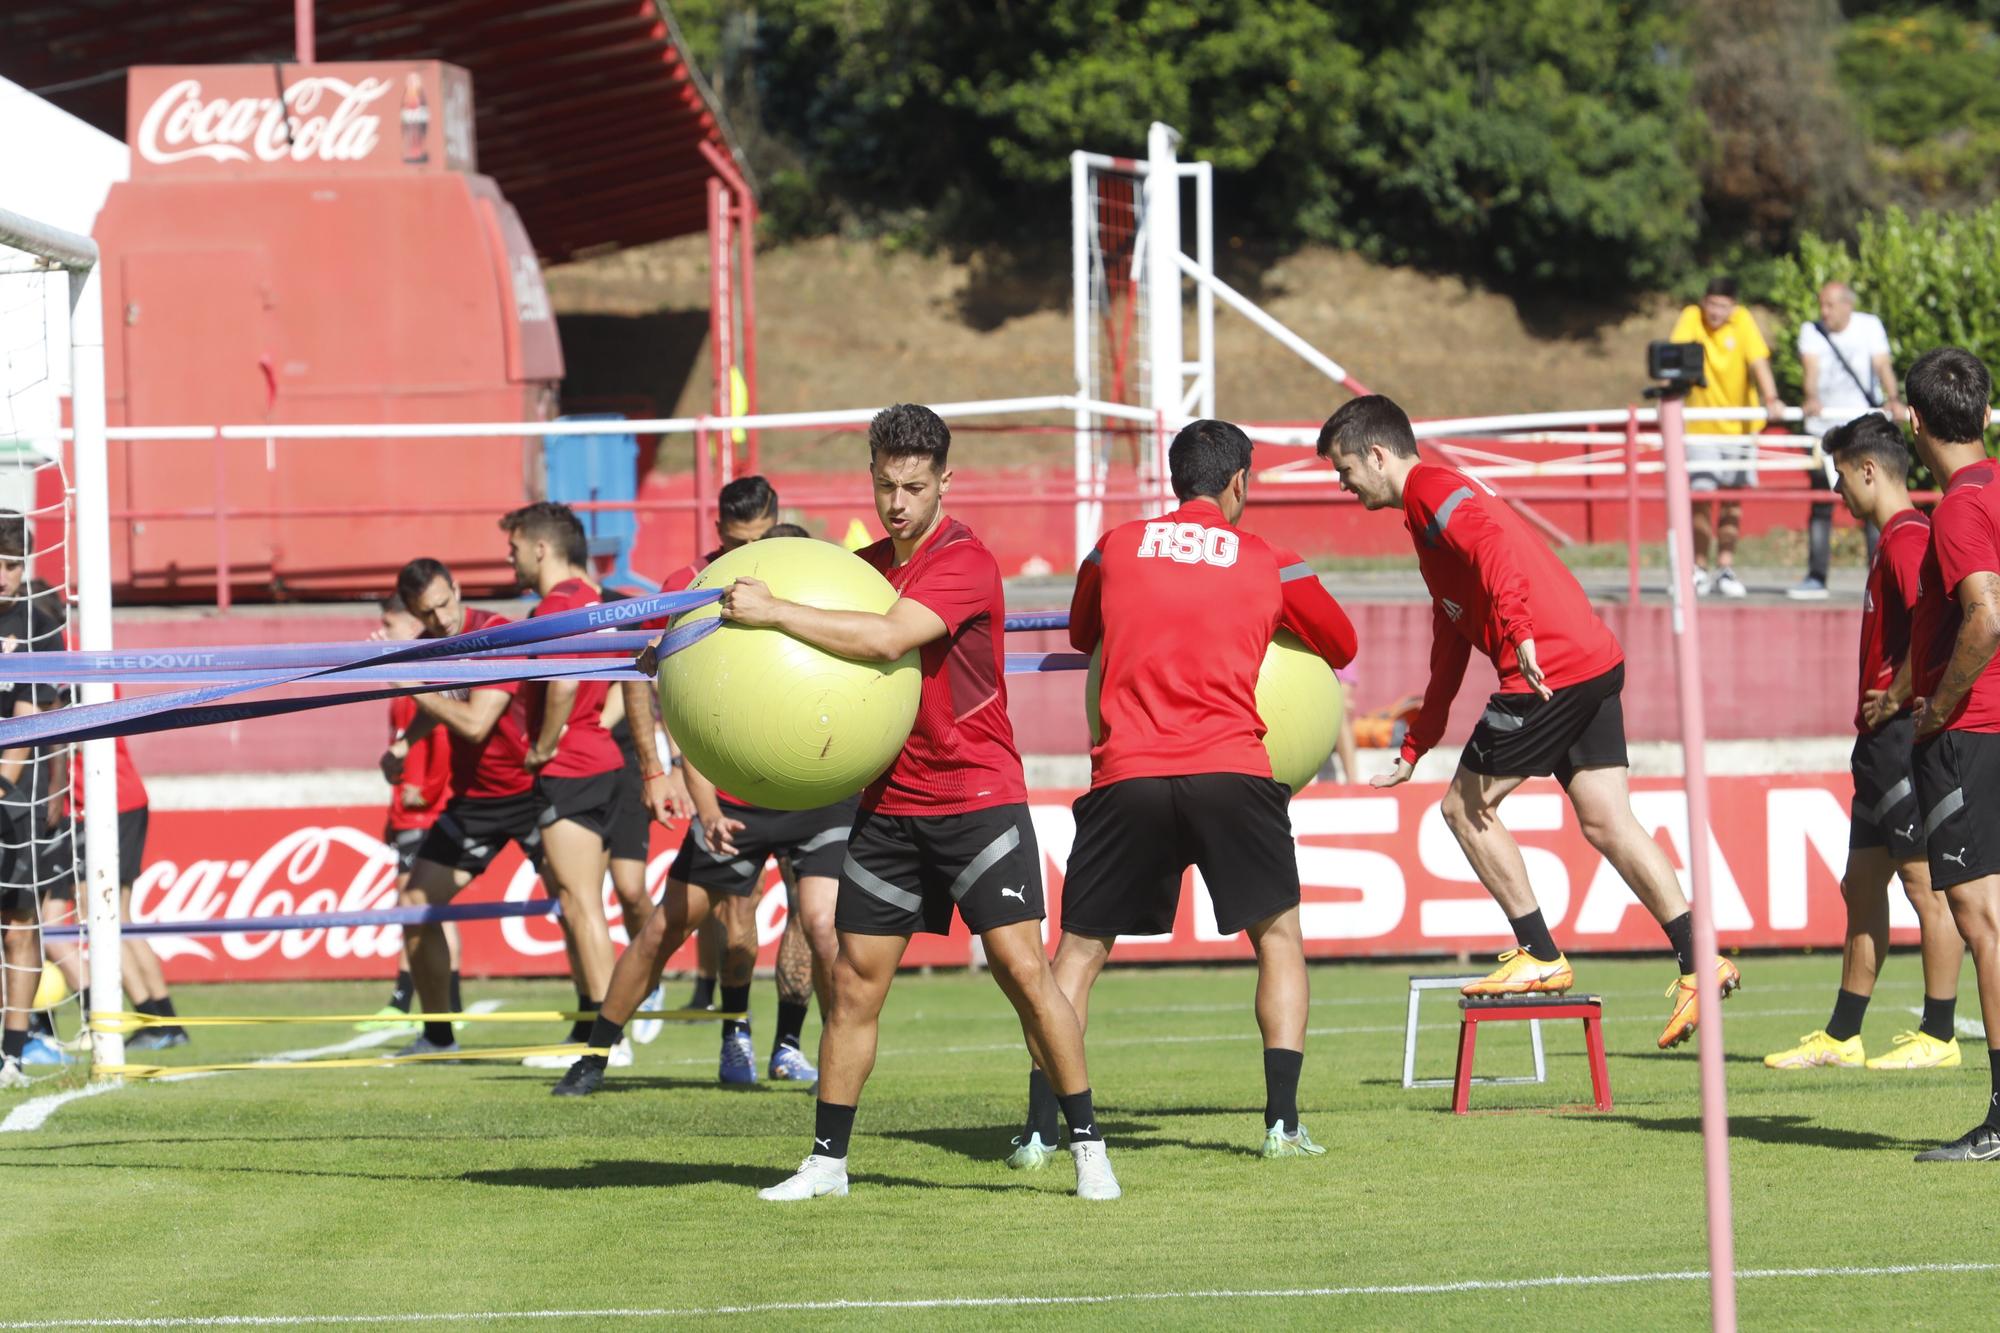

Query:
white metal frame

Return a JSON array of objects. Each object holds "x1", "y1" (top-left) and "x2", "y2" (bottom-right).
[
  {"x1": 0, "y1": 205, "x2": 120, "y2": 1075},
  {"x1": 1402, "y1": 975, "x2": 1545, "y2": 1090}
]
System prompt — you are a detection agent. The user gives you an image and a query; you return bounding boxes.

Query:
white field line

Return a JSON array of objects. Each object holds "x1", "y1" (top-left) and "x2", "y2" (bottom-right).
[
  {"x1": 0, "y1": 1001, "x2": 505, "y2": 1133},
  {"x1": 4, "y1": 1262, "x2": 1997, "y2": 1328}
]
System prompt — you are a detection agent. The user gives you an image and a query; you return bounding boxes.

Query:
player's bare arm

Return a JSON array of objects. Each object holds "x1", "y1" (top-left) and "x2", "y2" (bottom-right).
[
  {"x1": 1915, "y1": 571, "x2": 2000, "y2": 738},
  {"x1": 720, "y1": 576, "x2": 946, "y2": 662},
  {"x1": 413, "y1": 686, "x2": 512, "y2": 745}
]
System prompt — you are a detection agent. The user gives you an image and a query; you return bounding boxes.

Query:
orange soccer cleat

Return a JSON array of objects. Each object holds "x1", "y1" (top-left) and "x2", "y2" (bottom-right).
[
  {"x1": 1460, "y1": 948, "x2": 1575, "y2": 997},
  {"x1": 1658, "y1": 957, "x2": 1743, "y2": 1049}
]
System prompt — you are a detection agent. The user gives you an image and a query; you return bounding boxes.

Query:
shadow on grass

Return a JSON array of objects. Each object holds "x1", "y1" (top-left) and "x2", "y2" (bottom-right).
[
  {"x1": 462, "y1": 1159, "x2": 1020, "y2": 1193},
  {"x1": 1596, "y1": 1112, "x2": 1933, "y2": 1153}
]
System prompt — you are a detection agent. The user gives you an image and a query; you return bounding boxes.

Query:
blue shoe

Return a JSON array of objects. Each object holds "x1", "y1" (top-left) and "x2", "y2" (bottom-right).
[
  {"x1": 125, "y1": 1028, "x2": 191, "y2": 1053},
  {"x1": 21, "y1": 1034, "x2": 74, "y2": 1066},
  {"x1": 768, "y1": 1044, "x2": 817, "y2": 1081},
  {"x1": 720, "y1": 1030, "x2": 757, "y2": 1085}
]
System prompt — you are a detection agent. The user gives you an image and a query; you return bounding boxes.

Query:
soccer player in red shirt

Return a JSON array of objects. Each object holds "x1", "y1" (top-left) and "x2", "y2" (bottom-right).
[
  {"x1": 1765, "y1": 413, "x2": 1963, "y2": 1072},
  {"x1": 359, "y1": 594, "x2": 462, "y2": 1033},
  {"x1": 722, "y1": 403, "x2": 1116, "y2": 1202},
  {"x1": 1899, "y1": 347, "x2": 2000, "y2": 1160},
  {"x1": 1317, "y1": 395, "x2": 1740, "y2": 1049},
  {"x1": 1011, "y1": 419, "x2": 1357, "y2": 1164}
]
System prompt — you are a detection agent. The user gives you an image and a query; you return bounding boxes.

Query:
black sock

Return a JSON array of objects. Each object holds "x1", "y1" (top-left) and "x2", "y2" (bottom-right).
[
  {"x1": 1661, "y1": 911, "x2": 1697, "y2": 977},
  {"x1": 135, "y1": 997, "x2": 163, "y2": 1016},
  {"x1": 1, "y1": 1029, "x2": 22, "y2": 1061},
  {"x1": 1058, "y1": 1089, "x2": 1102, "y2": 1143},
  {"x1": 1826, "y1": 988, "x2": 1870, "y2": 1043},
  {"x1": 1987, "y1": 1049, "x2": 2000, "y2": 1128},
  {"x1": 1921, "y1": 994, "x2": 1958, "y2": 1044},
  {"x1": 422, "y1": 1020, "x2": 454, "y2": 1047},
  {"x1": 1025, "y1": 1067, "x2": 1061, "y2": 1143},
  {"x1": 586, "y1": 1014, "x2": 625, "y2": 1058},
  {"x1": 688, "y1": 975, "x2": 716, "y2": 1009},
  {"x1": 568, "y1": 999, "x2": 600, "y2": 1046},
  {"x1": 721, "y1": 984, "x2": 752, "y2": 1039},
  {"x1": 388, "y1": 970, "x2": 414, "y2": 1012},
  {"x1": 813, "y1": 1100, "x2": 857, "y2": 1159},
  {"x1": 157, "y1": 996, "x2": 178, "y2": 1020},
  {"x1": 1508, "y1": 909, "x2": 1561, "y2": 964},
  {"x1": 448, "y1": 971, "x2": 463, "y2": 1016},
  {"x1": 1263, "y1": 1047, "x2": 1304, "y2": 1132},
  {"x1": 774, "y1": 999, "x2": 807, "y2": 1053}
]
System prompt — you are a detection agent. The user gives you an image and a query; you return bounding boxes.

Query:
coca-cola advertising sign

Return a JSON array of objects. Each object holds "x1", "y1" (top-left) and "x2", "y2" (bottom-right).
[
  {"x1": 131, "y1": 774, "x2": 1893, "y2": 983},
  {"x1": 128, "y1": 63, "x2": 475, "y2": 178}
]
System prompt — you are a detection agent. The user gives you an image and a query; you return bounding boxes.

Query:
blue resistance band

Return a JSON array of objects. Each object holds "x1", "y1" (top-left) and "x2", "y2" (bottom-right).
[{"x1": 43, "y1": 897, "x2": 562, "y2": 939}]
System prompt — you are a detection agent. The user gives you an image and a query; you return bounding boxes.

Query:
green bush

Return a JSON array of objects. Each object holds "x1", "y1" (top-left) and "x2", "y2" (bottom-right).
[{"x1": 1837, "y1": 8, "x2": 2000, "y2": 203}]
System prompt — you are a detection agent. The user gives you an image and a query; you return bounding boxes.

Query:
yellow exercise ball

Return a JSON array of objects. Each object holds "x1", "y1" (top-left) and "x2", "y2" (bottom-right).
[
  {"x1": 33, "y1": 962, "x2": 70, "y2": 1011},
  {"x1": 657, "y1": 537, "x2": 922, "y2": 810},
  {"x1": 1086, "y1": 629, "x2": 1345, "y2": 794}
]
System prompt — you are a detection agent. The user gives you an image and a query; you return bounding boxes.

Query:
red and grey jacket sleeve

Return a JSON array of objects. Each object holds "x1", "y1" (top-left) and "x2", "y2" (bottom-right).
[
  {"x1": 1069, "y1": 539, "x2": 1107, "y2": 654},
  {"x1": 1271, "y1": 546, "x2": 1356, "y2": 668},
  {"x1": 1418, "y1": 479, "x2": 1534, "y2": 652},
  {"x1": 1402, "y1": 601, "x2": 1472, "y2": 766}
]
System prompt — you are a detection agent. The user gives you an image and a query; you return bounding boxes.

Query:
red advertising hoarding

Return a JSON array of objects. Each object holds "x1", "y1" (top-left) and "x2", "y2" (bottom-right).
[{"x1": 129, "y1": 773, "x2": 1881, "y2": 983}]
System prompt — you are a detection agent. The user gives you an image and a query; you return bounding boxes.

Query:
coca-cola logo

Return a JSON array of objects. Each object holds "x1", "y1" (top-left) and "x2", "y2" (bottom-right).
[{"x1": 137, "y1": 76, "x2": 393, "y2": 167}]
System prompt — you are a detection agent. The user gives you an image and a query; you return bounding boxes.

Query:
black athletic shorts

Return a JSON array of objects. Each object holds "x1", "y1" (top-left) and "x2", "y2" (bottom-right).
[
  {"x1": 1063, "y1": 773, "x2": 1299, "y2": 938},
  {"x1": 1913, "y1": 728, "x2": 2000, "y2": 890},
  {"x1": 1849, "y1": 715, "x2": 1922, "y2": 859},
  {"x1": 1461, "y1": 663, "x2": 1628, "y2": 786},
  {"x1": 416, "y1": 791, "x2": 544, "y2": 876},
  {"x1": 120, "y1": 806, "x2": 149, "y2": 884},
  {"x1": 0, "y1": 818, "x2": 75, "y2": 915},
  {"x1": 836, "y1": 803, "x2": 1044, "y2": 937},
  {"x1": 534, "y1": 770, "x2": 621, "y2": 839},
  {"x1": 675, "y1": 796, "x2": 860, "y2": 897},
  {"x1": 384, "y1": 824, "x2": 428, "y2": 877},
  {"x1": 607, "y1": 764, "x2": 653, "y2": 862}
]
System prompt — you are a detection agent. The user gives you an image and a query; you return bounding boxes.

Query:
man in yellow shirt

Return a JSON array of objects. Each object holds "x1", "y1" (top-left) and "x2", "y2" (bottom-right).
[{"x1": 1668, "y1": 277, "x2": 1786, "y2": 597}]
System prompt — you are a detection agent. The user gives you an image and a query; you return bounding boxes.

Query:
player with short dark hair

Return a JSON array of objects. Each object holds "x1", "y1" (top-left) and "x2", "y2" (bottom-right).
[
  {"x1": 1010, "y1": 419, "x2": 1357, "y2": 1166},
  {"x1": 1767, "y1": 413, "x2": 1964, "y2": 1071},
  {"x1": 724, "y1": 402, "x2": 1117, "y2": 1201},
  {"x1": 1318, "y1": 394, "x2": 1740, "y2": 1048},
  {"x1": 1900, "y1": 347, "x2": 2000, "y2": 1160},
  {"x1": 357, "y1": 593, "x2": 462, "y2": 1033}
]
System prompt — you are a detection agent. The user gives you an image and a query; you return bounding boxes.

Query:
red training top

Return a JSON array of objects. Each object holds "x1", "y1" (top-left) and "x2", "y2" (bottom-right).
[
  {"x1": 72, "y1": 734, "x2": 149, "y2": 817},
  {"x1": 386, "y1": 694, "x2": 453, "y2": 831},
  {"x1": 1400, "y1": 461, "x2": 1625, "y2": 765},
  {"x1": 1856, "y1": 508, "x2": 1929, "y2": 733},
  {"x1": 1912, "y1": 458, "x2": 2000, "y2": 733},
  {"x1": 858, "y1": 517, "x2": 1027, "y2": 815},
  {"x1": 523, "y1": 577, "x2": 624, "y2": 779},
  {"x1": 447, "y1": 606, "x2": 534, "y2": 800},
  {"x1": 662, "y1": 548, "x2": 721, "y2": 595},
  {"x1": 1072, "y1": 498, "x2": 1358, "y2": 788}
]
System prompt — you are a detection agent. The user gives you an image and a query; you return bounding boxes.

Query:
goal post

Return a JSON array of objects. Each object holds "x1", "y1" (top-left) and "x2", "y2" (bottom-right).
[{"x1": 0, "y1": 204, "x2": 121, "y2": 1075}]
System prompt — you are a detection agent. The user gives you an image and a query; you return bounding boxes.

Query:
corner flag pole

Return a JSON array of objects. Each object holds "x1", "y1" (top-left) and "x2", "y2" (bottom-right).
[{"x1": 1657, "y1": 392, "x2": 1738, "y2": 1330}]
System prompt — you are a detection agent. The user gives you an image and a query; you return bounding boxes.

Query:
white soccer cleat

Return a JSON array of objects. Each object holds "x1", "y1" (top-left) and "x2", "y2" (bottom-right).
[
  {"x1": 0, "y1": 1056, "x2": 29, "y2": 1089},
  {"x1": 607, "y1": 1038, "x2": 634, "y2": 1068},
  {"x1": 631, "y1": 985, "x2": 667, "y2": 1045},
  {"x1": 758, "y1": 1154, "x2": 849, "y2": 1201},
  {"x1": 1006, "y1": 1132, "x2": 1060, "y2": 1170},
  {"x1": 521, "y1": 1050, "x2": 582, "y2": 1070},
  {"x1": 1071, "y1": 1139, "x2": 1121, "y2": 1200}
]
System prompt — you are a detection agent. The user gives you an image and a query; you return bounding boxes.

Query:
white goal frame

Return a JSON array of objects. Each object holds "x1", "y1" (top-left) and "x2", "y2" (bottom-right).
[{"x1": 0, "y1": 205, "x2": 121, "y2": 1074}]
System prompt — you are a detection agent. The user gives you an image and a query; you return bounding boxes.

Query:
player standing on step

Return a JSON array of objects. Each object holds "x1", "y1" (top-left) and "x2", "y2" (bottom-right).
[{"x1": 1317, "y1": 395, "x2": 1741, "y2": 1050}]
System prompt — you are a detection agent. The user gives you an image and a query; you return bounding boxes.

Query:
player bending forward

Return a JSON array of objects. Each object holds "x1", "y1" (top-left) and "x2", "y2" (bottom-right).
[
  {"x1": 1011, "y1": 419, "x2": 1357, "y2": 1165},
  {"x1": 728, "y1": 403, "x2": 1117, "y2": 1201},
  {"x1": 1318, "y1": 396, "x2": 1740, "y2": 1048},
  {"x1": 1766, "y1": 413, "x2": 1964, "y2": 1071}
]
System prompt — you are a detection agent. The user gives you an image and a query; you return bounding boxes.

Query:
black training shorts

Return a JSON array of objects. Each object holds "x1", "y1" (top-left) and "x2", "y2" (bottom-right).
[
  {"x1": 416, "y1": 792, "x2": 544, "y2": 876},
  {"x1": 1913, "y1": 729, "x2": 2000, "y2": 890},
  {"x1": 674, "y1": 796, "x2": 860, "y2": 898},
  {"x1": 608, "y1": 764, "x2": 652, "y2": 863},
  {"x1": 1461, "y1": 663, "x2": 1628, "y2": 787},
  {"x1": 0, "y1": 819, "x2": 75, "y2": 915},
  {"x1": 1849, "y1": 714, "x2": 1922, "y2": 860},
  {"x1": 384, "y1": 824, "x2": 427, "y2": 877},
  {"x1": 836, "y1": 803, "x2": 1044, "y2": 937},
  {"x1": 1063, "y1": 773, "x2": 1299, "y2": 938},
  {"x1": 534, "y1": 770, "x2": 622, "y2": 840},
  {"x1": 119, "y1": 806, "x2": 149, "y2": 885}
]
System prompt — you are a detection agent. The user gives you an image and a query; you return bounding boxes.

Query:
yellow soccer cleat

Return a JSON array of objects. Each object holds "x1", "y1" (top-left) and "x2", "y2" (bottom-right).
[
  {"x1": 1659, "y1": 957, "x2": 1742, "y2": 1049},
  {"x1": 1461, "y1": 948, "x2": 1575, "y2": 997},
  {"x1": 1865, "y1": 1030, "x2": 1962, "y2": 1070},
  {"x1": 1763, "y1": 1030, "x2": 1863, "y2": 1070}
]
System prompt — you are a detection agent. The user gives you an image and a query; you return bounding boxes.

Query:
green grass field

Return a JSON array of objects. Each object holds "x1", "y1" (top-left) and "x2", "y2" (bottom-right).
[{"x1": 5, "y1": 954, "x2": 1994, "y2": 1329}]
